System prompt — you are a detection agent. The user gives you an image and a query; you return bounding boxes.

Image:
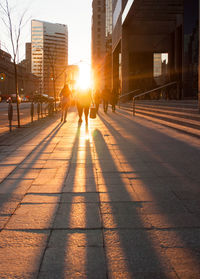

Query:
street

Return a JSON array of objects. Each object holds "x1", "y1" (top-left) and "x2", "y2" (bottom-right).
[{"x1": 0, "y1": 106, "x2": 200, "y2": 278}]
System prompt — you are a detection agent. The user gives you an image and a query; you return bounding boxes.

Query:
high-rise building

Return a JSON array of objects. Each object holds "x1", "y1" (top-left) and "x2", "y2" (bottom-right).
[
  {"x1": 25, "y1": 43, "x2": 32, "y2": 73},
  {"x1": 91, "y1": 0, "x2": 106, "y2": 91},
  {"x1": 19, "y1": 43, "x2": 32, "y2": 73},
  {"x1": 31, "y1": 20, "x2": 68, "y2": 97}
]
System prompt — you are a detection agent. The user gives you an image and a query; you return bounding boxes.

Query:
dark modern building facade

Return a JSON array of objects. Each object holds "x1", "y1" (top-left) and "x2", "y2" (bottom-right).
[
  {"x1": 112, "y1": 0, "x2": 199, "y2": 109},
  {"x1": 0, "y1": 49, "x2": 39, "y2": 100}
]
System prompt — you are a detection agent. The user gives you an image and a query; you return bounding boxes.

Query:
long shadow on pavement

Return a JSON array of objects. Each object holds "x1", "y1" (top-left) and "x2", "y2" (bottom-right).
[
  {"x1": 38, "y1": 123, "x2": 107, "y2": 278},
  {"x1": 93, "y1": 128, "x2": 174, "y2": 278}
]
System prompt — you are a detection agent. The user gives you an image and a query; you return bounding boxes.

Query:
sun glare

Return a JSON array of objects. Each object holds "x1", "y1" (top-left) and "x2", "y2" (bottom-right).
[{"x1": 77, "y1": 62, "x2": 92, "y2": 89}]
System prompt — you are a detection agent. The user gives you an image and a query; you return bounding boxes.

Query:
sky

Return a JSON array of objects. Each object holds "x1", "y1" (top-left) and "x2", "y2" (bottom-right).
[{"x1": 0, "y1": 0, "x2": 93, "y2": 65}]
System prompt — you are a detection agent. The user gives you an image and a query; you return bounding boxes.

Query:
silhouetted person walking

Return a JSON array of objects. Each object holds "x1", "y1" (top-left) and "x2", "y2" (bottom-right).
[
  {"x1": 76, "y1": 88, "x2": 92, "y2": 125},
  {"x1": 60, "y1": 84, "x2": 71, "y2": 122},
  {"x1": 94, "y1": 89, "x2": 101, "y2": 113},
  {"x1": 102, "y1": 86, "x2": 110, "y2": 113},
  {"x1": 110, "y1": 88, "x2": 118, "y2": 112}
]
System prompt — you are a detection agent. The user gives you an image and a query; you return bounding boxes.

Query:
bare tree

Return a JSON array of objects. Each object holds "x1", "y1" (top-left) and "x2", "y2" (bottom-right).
[
  {"x1": 0, "y1": 0, "x2": 28, "y2": 127},
  {"x1": 45, "y1": 46, "x2": 68, "y2": 111}
]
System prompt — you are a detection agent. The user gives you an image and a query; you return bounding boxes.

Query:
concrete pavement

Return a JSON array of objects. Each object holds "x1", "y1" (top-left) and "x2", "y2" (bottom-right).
[{"x1": 0, "y1": 106, "x2": 200, "y2": 278}]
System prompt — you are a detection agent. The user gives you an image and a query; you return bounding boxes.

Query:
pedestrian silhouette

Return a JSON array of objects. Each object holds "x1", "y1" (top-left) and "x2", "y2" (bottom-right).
[
  {"x1": 76, "y1": 88, "x2": 92, "y2": 125},
  {"x1": 93, "y1": 89, "x2": 101, "y2": 113},
  {"x1": 102, "y1": 86, "x2": 110, "y2": 113},
  {"x1": 60, "y1": 84, "x2": 71, "y2": 122}
]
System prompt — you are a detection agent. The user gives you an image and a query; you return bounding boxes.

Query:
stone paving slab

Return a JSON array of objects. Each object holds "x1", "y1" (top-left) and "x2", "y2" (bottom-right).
[
  {"x1": 5, "y1": 203, "x2": 59, "y2": 230},
  {"x1": 48, "y1": 229, "x2": 103, "y2": 248},
  {"x1": 0, "y1": 247, "x2": 43, "y2": 276},
  {"x1": 147, "y1": 213, "x2": 200, "y2": 229},
  {"x1": 53, "y1": 202, "x2": 101, "y2": 229},
  {"x1": 60, "y1": 192, "x2": 99, "y2": 203},
  {"x1": 0, "y1": 229, "x2": 50, "y2": 247},
  {"x1": 21, "y1": 193, "x2": 61, "y2": 204},
  {"x1": 38, "y1": 246, "x2": 107, "y2": 279},
  {"x1": 27, "y1": 184, "x2": 64, "y2": 194}
]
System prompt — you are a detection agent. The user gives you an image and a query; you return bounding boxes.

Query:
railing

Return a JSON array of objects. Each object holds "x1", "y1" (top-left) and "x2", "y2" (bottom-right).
[
  {"x1": 119, "y1": 81, "x2": 178, "y2": 116},
  {"x1": 118, "y1": 89, "x2": 141, "y2": 108},
  {"x1": 132, "y1": 81, "x2": 178, "y2": 116}
]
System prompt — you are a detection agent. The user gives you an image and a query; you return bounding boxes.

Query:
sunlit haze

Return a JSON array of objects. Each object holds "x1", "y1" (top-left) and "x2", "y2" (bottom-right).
[
  {"x1": 0, "y1": 0, "x2": 92, "y2": 65},
  {"x1": 77, "y1": 62, "x2": 92, "y2": 90}
]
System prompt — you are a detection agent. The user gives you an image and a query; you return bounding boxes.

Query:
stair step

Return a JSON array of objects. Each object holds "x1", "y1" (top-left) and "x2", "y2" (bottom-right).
[
  {"x1": 136, "y1": 100, "x2": 198, "y2": 109},
  {"x1": 136, "y1": 106, "x2": 200, "y2": 122},
  {"x1": 122, "y1": 100, "x2": 199, "y2": 112},
  {"x1": 135, "y1": 109, "x2": 200, "y2": 130},
  {"x1": 119, "y1": 101, "x2": 200, "y2": 138},
  {"x1": 136, "y1": 111, "x2": 200, "y2": 138},
  {"x1": 136, "y1": 104, "x2": 199, "y2": 115}
]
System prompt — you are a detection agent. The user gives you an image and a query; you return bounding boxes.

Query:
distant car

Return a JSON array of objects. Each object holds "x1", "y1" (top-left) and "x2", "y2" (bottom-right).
[
  {"x1": 21, "y1": 97, "x2": 29, "y2": 102},
  {"x1": 7, "y1": 95, "x2": 21, "y2": 103}
]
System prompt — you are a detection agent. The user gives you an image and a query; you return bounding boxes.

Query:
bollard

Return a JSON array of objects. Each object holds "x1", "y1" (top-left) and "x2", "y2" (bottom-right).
[
  {"x1": 37, "y1": 102, "x2": 40, "y2": 120},
  {"x1": 8, "y1": 100, "x2": 13, "y2": 132},
  {"x1": 31, "y1": 102, "x2": 34, "y2": 122},
  {"x1": 41, "y1": 102, "x2": 43, "y2": 118}
]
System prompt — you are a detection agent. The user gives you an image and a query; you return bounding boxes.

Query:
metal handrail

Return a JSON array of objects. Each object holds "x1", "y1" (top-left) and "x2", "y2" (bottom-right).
[
  {"x1": 132, "y1": 81, "x2": 178, "y2": 116},
  {"x1": 118, "y1": 89, "x2": 141, "y2": 108},
  {"x1": 119, "y1": 89, "x2": 141, "y2": 100}
]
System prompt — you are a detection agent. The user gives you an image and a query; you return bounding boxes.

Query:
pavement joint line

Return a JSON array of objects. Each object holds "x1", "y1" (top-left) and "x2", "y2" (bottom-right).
[{"x1": 3, "y1": 227, "x2": 200, "y2": 232}]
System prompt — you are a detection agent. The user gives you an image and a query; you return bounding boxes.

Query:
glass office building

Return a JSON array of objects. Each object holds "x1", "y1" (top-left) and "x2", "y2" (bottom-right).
[{"x1": 31, "y1": 20, "x2": 68, "y2": 96}]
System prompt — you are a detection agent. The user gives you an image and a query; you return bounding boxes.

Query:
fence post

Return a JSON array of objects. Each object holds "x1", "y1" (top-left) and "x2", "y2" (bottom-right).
[
  {"x1": 8, "y1": 101, "x2": 13, "y2": 132},
  {"x1": 41, "y1": 102, "x2": 43, "y2": 118}
]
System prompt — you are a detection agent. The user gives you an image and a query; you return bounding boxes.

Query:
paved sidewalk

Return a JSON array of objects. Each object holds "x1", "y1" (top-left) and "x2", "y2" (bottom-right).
[{"x1": 0, "y1": 106, "x2": 200, "y2": 278}]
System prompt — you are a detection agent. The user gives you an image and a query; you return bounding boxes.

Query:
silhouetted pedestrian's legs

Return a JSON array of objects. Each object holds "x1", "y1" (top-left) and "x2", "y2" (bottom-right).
[
  {"x1": 77, "y1": 104, "x2": 83, "y2": 122},
  {"x1": 103, "y1": 99, "x2": 108, "y2": 113},
  {"x1": 61, "y1": 104, "x2": 68, "y2": 122},
  {"x1": 84, "y1": 106, "x2": 89, "y2": 125},
  {"x1": 112, "y1": 103, "x2": 115, "y2": 112},
  {"x1": 63, "y1": 107, "x2": 68, "y2": 122}
]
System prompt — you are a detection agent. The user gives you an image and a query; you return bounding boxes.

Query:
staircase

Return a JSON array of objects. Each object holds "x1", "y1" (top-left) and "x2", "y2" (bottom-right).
[{"x1": 120, "y1": 100, "x2": 200, "y2": 138}]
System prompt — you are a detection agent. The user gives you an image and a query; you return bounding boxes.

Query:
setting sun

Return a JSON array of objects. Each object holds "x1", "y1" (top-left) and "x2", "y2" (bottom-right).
[{"x1": 77, "y1": 62, "x2": 92, "y2": 89}]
